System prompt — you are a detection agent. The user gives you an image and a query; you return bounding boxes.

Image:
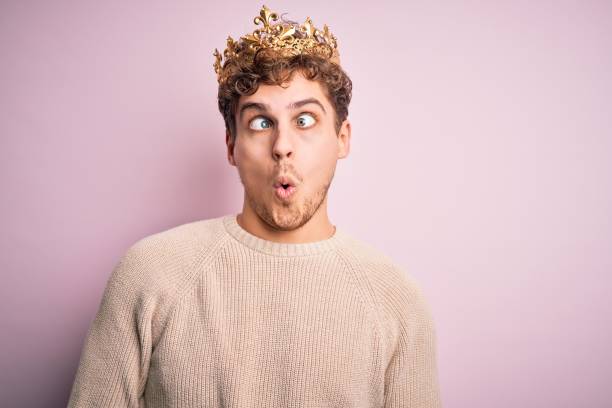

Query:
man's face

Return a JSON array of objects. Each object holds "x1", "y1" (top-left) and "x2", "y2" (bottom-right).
[{"x1": 226, "y1": 71, "x2": 351, "y2": 231}]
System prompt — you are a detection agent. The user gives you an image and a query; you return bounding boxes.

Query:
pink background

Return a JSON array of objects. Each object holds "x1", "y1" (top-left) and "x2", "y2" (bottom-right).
[{"x1": 1, "y1": 1, "x2": 611, "y2": 407}]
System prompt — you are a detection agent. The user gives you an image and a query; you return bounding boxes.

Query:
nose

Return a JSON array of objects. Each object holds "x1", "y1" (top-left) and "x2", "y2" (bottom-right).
[{"x1": 271, "y1": 122, "x2": 294, "y2": 161}]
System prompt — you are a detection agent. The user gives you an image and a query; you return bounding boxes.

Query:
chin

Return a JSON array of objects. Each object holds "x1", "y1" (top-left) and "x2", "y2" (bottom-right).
[
  {"x1": 244, "y1": 191, "x2": 290, "y2": 229},
  {"x1": 266, "y1": 205, "x2": 308, "y2": 231},
  {"x1": 276, "y1": 213, "x2": 309, "y2": 230},
  {"x1": 245, "y1": 181, "x2": 329, "y2": 232}
]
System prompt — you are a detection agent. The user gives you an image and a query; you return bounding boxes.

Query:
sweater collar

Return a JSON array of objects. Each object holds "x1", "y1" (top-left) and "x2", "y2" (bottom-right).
[{"x1": 222, "y1": 214, "x2": 343, "y2": 256}]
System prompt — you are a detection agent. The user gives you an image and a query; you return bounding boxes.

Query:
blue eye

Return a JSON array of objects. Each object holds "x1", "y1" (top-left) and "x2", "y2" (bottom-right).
[
  {"x1": 296, "y1": 113, "x2": 316, "y2": 128},
  {"x1": 249, "y1": 117, "x2": 272, "y2": 130}
]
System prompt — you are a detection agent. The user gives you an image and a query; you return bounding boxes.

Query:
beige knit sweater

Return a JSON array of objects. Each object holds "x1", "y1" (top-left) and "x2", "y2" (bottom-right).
[{"x1": 67, "y1": 214, "x2": 442, "y2": 407}]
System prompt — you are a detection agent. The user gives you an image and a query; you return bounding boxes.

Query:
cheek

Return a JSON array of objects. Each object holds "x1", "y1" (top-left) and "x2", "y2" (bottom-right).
[
  {"x1": 303, "y1": 138, "x2": 338, "y2": 180},
  {"x1": 234, "y1": 140, "x2": 269, "y2": 184}
]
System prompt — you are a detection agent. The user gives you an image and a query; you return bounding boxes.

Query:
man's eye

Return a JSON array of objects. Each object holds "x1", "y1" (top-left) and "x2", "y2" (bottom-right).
[
  {"x1": 249, "y1": 117, "x2": 272, "y2": 130},
  {"x1": 296, "y1": 113, "x2": 316, "y2": 128}
]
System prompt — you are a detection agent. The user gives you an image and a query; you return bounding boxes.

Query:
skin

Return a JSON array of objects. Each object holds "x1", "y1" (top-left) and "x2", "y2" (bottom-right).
[{"x1": 225, "y1": 71, "x2": 351, "y2": 244}]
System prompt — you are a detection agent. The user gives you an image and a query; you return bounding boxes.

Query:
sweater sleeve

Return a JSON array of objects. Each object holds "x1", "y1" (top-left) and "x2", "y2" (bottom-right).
[
  {"x1": 382, "y1": 274, "x2": 442, "y2": 408},
  {"x1": 67, "y1": 243, "x2": 154, "y2": 408}
]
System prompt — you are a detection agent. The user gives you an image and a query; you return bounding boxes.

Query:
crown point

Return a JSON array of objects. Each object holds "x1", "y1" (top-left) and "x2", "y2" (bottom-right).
[
  {"x1": 214, "y1": 5, "x2": 341, "y2": 82},
  {"x1": 303, "y1": 17, "x2": 314, "y2": 36},
  {"x1": 255, "y1": 4, "x2": 278, "y2": 28}
]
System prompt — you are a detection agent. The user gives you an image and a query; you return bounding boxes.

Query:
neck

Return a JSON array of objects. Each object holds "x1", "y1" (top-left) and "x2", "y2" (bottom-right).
[{"x1": 237, "y1": 196, "x2": 336, "y2": 244}]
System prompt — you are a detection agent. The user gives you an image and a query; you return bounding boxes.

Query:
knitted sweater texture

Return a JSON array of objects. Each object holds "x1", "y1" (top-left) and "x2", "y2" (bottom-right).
[{"x1": 67, "y1": 214, "x2": 442, "y2": 407}]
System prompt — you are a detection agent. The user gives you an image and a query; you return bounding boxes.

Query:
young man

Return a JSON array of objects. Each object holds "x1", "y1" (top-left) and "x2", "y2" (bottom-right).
[{"x1": 68, "y1": 6, "x2": 442, "y2": 407}]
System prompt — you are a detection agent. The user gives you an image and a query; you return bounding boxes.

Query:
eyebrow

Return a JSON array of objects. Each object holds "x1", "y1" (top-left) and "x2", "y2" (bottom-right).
[{"x1": 238, "y1": 97, "x2": 327, "y2": 121}]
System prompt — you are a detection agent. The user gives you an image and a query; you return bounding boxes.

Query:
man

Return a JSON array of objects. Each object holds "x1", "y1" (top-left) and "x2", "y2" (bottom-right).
[{"x1": 68, "y1": 5, "x2": 442, "y2": 407}]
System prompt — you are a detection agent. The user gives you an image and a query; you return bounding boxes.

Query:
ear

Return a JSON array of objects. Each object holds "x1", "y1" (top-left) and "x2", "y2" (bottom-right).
[
  {"x1": 337, "y1": 119, "x2": 351, "y2": 159},
  {"x1": 226, "y1": 130, "x2": 236, "y2": 166}
]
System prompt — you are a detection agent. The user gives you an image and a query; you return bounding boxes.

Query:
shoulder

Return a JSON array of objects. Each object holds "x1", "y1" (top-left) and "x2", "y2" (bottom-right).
[
  {"x1": 335, "y1": 231, "x2": 435, "y2": 348},
  {"x1": 129, "y1": 215, "x2": 228, "y2": 260},
  {"x1": 107, "y1": 215, "x2": 230, "y2": 297},
  {"x1": 336, "y1": 232, "x2": 425, "y2": 302}
]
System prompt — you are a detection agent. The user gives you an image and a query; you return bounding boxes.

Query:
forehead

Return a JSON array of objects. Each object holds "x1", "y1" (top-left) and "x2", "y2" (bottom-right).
[{"x1": 237, "y1": 72, "x2": 330, "y2": 111}]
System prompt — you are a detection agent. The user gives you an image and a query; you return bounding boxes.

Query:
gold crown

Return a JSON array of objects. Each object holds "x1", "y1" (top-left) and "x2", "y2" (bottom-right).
[{"x1": 213, "y1": 5, "x2": 340, "y2": 84}]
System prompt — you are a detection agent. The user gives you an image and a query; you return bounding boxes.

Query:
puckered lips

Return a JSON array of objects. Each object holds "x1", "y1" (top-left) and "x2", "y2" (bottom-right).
[{"x1": 273, "y1": 175, "x2": 298, "y2": 201}]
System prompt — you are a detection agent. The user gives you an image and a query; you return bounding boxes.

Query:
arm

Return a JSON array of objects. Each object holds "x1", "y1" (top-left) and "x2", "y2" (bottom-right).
[
  {"x1": 383, "y1": 281, "x2": 442, "y2": 407},
  {"x1": 67, "y1": 244, "x2": 154, "y2": 407}
]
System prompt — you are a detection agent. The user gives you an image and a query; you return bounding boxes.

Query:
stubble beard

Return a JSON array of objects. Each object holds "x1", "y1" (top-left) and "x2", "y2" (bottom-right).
[{"x1": 241, "y1": 171, "x2": 334, "y2": 232}]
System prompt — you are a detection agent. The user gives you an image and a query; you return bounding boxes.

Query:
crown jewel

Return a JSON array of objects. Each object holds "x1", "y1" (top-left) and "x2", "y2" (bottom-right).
[{"x1": 213, "y1": 5, "x2": 340, "y2": 85}]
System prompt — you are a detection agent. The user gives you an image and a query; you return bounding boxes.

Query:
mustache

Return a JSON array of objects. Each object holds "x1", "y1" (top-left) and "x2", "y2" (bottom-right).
[{"x1": 274, "y1": 164, "x2": 303, "y2": 183}]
